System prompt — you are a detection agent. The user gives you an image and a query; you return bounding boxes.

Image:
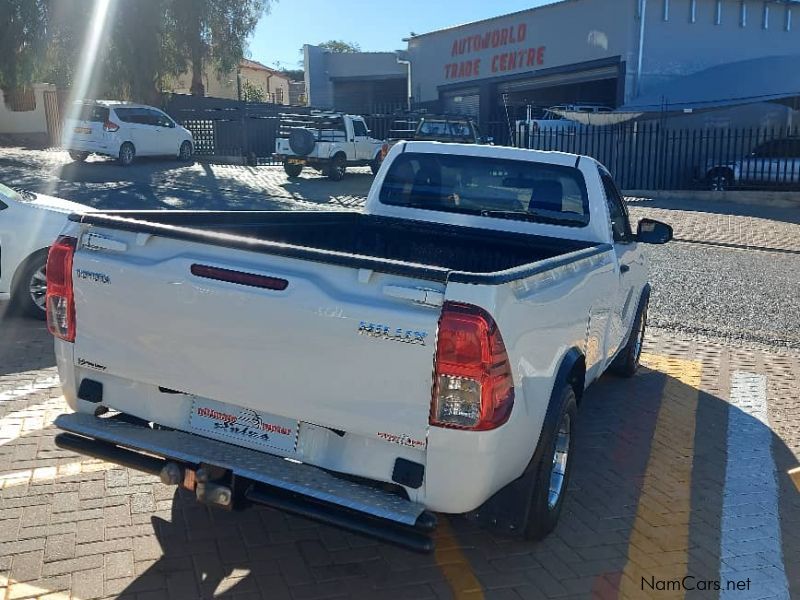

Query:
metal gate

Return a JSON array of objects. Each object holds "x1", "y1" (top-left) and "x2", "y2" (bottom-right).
[
  {"x1": 441, "y1": 88, "x2": 480, "y2": 117},
  {"x1": 43, "y1": 90, "x2": 62, "y2": 147}
]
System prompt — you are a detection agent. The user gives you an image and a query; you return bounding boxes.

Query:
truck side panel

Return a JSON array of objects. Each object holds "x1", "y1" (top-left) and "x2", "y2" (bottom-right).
[{"x1": 424, "y1": 248, "x2": 617, "y2": 513}]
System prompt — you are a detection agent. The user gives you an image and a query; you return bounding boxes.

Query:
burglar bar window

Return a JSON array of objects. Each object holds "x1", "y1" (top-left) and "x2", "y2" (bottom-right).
[
  {"x1": 689, "y1": 0, "x2": 697, "y2": 23},
  {"x1": 740, "y1": 0, "x2": 747, "y2": 27}
]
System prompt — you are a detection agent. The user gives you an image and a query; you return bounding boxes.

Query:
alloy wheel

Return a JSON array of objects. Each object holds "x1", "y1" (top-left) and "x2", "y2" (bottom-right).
[
  {"x1": 548, "y1": 413, "x2": 571, "y2": 509},
  {"x1": 29, "y1": 265, "x2": 47, "y2": 312}
]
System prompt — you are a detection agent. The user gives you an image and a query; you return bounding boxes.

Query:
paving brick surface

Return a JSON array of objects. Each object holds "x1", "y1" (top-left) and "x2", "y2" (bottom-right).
[
  {"x1": 1, "y1": 317, "x2": 798, "y2": 599},
  {"x1": 1, "y1": 147, "x2": 799, "y2": 598}
]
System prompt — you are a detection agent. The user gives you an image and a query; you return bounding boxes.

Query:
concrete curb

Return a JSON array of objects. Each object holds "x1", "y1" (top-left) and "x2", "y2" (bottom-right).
[{"x1": 623, "y1": 189, "x2": 800, "y2": 209}]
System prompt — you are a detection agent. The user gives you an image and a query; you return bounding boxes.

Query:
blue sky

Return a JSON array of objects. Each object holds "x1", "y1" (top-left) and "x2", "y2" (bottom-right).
[{"x1": 248, "y1": 0, "x2": 557, "y2": 70}]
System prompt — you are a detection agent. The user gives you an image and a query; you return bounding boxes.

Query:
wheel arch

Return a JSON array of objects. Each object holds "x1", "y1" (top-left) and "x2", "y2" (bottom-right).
[{"x1": 11, "y1": 247, "x2": 49, "y2": 288}]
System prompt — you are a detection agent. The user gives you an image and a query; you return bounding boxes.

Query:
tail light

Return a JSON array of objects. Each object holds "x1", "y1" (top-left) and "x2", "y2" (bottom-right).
[
  {"x1": 46, "y1": 236, "x2": 77, "y2": 342},
  {"x1": 103, "y1": 120, "x2": 119, "y2": 132},
  {"x1": 430, "y1": 302, "x2": 514, "y2": 431},
  {"x1": 381, "y1": 143, "x2": 389, "y2": 158}
]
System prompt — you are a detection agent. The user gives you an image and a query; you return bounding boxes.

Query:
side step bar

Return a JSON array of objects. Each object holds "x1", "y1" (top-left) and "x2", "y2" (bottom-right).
[{"x1": 54, "y1": 412, "x2": 437, "y2": 552}]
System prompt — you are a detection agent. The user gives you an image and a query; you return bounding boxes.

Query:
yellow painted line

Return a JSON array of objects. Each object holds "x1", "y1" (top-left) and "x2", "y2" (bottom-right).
[
  {"x1": 789, "y1": 467, "x2": 800, "y2": 493},
  {"x1": 434, "y1": 517, "x2": 484, "y2": 599},
  {"x1": 618, "y1": 353, "x2": 702, "y2": 598}
]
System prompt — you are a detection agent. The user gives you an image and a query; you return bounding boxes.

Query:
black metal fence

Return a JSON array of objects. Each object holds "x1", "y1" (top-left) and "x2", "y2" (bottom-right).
[
  {"x1": 164, "y1": 94, "x2": 401, "y2": 166},
  {"x1": 165, "y1": 94, "x2": 800, "y2": 191},
  {"x1": 490, "y1": 120, "x2": 800, "y2": 190}
]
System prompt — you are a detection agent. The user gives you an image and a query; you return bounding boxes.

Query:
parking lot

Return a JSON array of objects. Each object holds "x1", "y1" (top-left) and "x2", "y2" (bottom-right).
[{"x1": 2, "y1": 150, "x2": 799, "y2": 599}]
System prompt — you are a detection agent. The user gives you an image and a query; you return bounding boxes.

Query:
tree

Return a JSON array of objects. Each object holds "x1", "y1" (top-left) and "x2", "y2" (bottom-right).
[
  {"x1": 280, "y1": 68, "x2": 304, "y2": 82},
  {"x1": 0, "y1": 0, "x2": 49, "y2": 93},
  {"x1": 170, "y1": 0, "x2": 269, "y2": 96},
  {"x1": 318, "y1": 40, "x2": 361, "y2": 53},
  {"x1": 240, "y1": 79, "x2": 265, "y2": 103}
]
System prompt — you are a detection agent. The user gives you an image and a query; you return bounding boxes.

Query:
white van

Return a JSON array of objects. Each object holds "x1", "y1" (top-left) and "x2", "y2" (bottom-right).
[{"x1": 62, "y1": 101, "x2": 194, "y2": 166}]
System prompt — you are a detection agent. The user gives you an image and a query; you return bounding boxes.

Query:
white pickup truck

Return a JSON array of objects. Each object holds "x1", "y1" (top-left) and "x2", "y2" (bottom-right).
[
  {"x1": 274, "y1": 112, "x2": 387, "y2": 180},
  {"x1": 50, "y1": 142, "x2": 672, "y2": 552}
]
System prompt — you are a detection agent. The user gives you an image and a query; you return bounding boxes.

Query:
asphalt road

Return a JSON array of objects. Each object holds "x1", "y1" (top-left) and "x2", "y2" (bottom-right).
[{"x1": 645, "y1": 241, "x2": 800, "y2": 350}]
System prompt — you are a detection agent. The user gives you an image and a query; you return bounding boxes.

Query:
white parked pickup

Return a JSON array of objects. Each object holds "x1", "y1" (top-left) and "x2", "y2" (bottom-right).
[
  {"x1": 50, "y1": 142, "x2": 672, "y2": 552},
  {"x1": 274, "y1": 112, "x2": 386, "y2": 180}
]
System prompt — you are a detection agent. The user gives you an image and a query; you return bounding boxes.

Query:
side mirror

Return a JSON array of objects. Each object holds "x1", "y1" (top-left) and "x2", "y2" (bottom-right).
[{"x1": 637, "y1": 218, "x2": 673, "y2": 244}]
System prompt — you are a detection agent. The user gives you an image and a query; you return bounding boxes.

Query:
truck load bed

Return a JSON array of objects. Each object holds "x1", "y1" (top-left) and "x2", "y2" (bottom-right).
[{"x1": 70, "y1": 210, "x2": 599, "y2": 283}]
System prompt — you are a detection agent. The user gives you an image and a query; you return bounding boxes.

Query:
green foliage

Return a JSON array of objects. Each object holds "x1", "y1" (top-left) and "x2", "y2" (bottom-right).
[
  {"x1": 170, "y1": 0, "x2": 269, "y2": 96},
  {"x1": 318, "y1": 40, "x2": 361, "y2": 53},
  {"x1": 4, "y1": 0, "x2": 269, "y2": 101},
  {"x1": 241, "y1": 79, "x2": 265, "y2": 103},
  {"x1": 0, "y1": 0, "x2": 49, "y2": 92},
  {"x1": 280, "y1": 68, "x2": 304, "y2": 82}
]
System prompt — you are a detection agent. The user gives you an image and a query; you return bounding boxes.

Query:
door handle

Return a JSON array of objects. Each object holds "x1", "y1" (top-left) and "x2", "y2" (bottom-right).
[{"x1": 620, "y1": 264, "x2": 630, "y2": 274}]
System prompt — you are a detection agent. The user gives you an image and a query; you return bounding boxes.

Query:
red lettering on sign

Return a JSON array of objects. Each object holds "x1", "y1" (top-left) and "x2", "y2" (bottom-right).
[
  {"x1": 518, "y1": 23, "x2": 527, "y2": 42},
  {"x1": 527, "y1": 47, "x2": 536, "y2": 67},
  {"x1": 500, "y1": 28, "x2": 509, "y2": 46},
  {"x1": 537, "y1": 46, "x2": 545, "y2": 65}
]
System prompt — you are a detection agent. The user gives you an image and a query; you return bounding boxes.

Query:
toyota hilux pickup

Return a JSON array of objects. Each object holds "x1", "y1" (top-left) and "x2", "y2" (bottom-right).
[{"x1": 50, "y1": 142, "x2": 672, "y2": 552}]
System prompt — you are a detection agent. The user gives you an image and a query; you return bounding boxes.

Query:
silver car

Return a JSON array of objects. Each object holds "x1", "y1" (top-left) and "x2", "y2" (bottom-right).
[{"x1": 706, "y1": 136, "x2": 800, "y2": 190}]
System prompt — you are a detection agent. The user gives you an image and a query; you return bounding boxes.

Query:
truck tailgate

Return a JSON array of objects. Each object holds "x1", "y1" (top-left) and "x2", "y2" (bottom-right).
[{"x1": 71, "y1": 229, "x2": 444, "y2": 446}]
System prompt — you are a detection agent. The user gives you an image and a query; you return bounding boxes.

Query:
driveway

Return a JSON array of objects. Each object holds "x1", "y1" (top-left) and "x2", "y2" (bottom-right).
[{"x1": 1, "y1": 147, "x2": 799, "y2": 599}]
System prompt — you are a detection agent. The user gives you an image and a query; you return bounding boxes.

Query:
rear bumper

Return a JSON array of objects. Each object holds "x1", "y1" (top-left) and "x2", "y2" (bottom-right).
[
  {"x1": 64, "y1": 139, "x2": 116, "y2": 155},
  {"x1": 54, "y1": 412, "x2": 436, "y2": 551}
]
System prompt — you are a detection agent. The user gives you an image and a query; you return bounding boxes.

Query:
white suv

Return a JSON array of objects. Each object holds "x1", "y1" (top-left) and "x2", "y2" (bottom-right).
[{"x1": 62, "y1": 101, "x2": 194, "y2": 166}]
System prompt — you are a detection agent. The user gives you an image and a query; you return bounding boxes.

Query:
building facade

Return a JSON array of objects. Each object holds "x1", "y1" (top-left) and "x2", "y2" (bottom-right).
[
  {"x1": 304, "y1": 45, "x2": 409, "y2": 113},
  {"x1": 404, "y1": 0, "x2": 799, "y2": 125},
  {"x1": 171, "y1": 59, "x2": 292, "y2": 104}
]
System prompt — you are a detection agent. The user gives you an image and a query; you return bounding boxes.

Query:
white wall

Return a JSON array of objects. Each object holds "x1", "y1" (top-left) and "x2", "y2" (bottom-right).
[{"x1": 0, "y1": 84, "x2": 55, "y2": 135}]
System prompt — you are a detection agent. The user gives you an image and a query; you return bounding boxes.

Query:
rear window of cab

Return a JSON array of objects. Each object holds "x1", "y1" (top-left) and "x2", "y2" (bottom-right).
[{"x1": 379, "y1": 152, "x2": 590, "y2": 227}]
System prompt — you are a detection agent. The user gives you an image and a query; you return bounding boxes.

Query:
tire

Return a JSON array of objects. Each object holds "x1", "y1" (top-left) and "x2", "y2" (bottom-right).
[
  {"x1": 524, "y1": 386, "x2": 577, "y2": 541},
  {"x1": 370, "y1": 154, "x2": 383, "y2": 175},
  {"x1": 708, "y1": 170, "x2": 732, "y2": 191},
  {"x1": 178, "y1": 140, "x2": 192, "y2": 161},
  {"x1": 610, "y1": 293, "x2": 649, "y2": 377},
  {"x1": 283, "y1": 162, "x2": 303, "y2": 178},
  {"x1": 326, "y1": 154, "x2": 347, "y2": 181},
  {"x1": 118, "y1": 142, "x2": 135, "y2": 167},
  {"x1": 10, "y1": 250, "x2": 49, "y2": 319},
  {"x1": 288, "y1": 128, "x2": 316, "y2": 156},
  {"x1": 69, "y1": 151, "x2": 88, "y2": 162}
]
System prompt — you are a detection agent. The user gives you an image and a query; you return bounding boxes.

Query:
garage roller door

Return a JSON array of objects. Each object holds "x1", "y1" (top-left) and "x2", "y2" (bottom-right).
[
  {"x1": 441, "y1": 88, "x2": 480, "y2": 117},
  {"x1": 496, "y1": 65, "x2": 619, "y2": 94}
]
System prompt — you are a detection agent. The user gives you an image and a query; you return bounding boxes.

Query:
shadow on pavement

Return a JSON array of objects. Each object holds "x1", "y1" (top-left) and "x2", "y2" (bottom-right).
[
  {"x1": 627, "y1": 195, "x2": 800, "y2": 225},
  {"x1": 0, "y1": 305, "x2": 55, "y2": 376},
  {"x1": 42, "y1": 367, "x2": 795, "y2": 598}
]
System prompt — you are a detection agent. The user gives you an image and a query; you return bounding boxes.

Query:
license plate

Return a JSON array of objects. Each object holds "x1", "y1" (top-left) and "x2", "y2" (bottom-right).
[
  {"x1": 188, "y1": 397, "x2": 298, "y2": 454},
  {"x1": 74, "y1": 126, "x2": 91, "y2": 134},
  {"x1": 287, "y1": 158, "x2": 305, "y2": 165}
]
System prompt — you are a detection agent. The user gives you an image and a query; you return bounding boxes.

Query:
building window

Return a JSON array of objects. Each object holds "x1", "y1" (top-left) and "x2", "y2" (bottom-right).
[
  {"x1": 663, "y1": 0, "x2": 669, "y2": 21},
  {"x1": 276, "y1": 87, "x2": 284, "y2": 104},
  {"x1": 763, "y1": 2, "x2": 770, "y2": 29},
  {"x1": 716, "y1": 0, "x2": 723, "y2": 24},
  {"x1": 689, "y1": 0, "x2": 697, "y2": 23},
  {"x1": 740, "y1": 0, "x2": 747, "y2": 27}
]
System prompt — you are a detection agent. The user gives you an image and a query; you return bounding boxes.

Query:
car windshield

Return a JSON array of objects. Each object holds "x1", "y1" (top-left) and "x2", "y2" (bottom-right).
[{"x1": 379, "y1": 152, "x2": 590, "y2": 227}]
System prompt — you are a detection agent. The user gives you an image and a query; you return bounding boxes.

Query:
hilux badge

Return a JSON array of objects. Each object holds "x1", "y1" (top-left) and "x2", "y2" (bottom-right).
[{"x1": 358, "y1": 321, "x2": 428, "y2": 346}]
